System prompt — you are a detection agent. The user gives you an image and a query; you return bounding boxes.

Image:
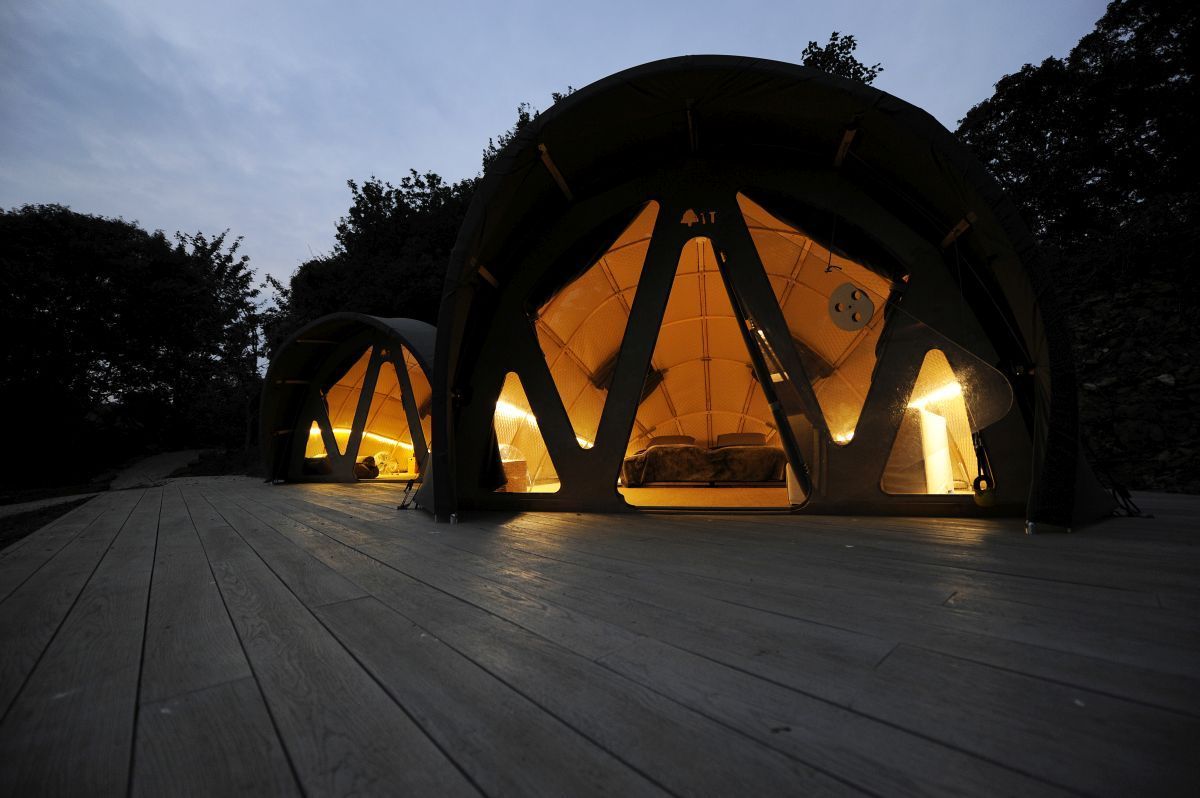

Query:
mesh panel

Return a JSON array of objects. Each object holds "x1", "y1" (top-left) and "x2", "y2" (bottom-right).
[
  {"x1": 738, "y1": 193, "x2": 893, "y2": 444},
  {"x1": 534, "y1": 202, "x2": 659, "y2": 449},
  {"x1": 493, "y1": 372, "x2": 560, "y2": 492}
]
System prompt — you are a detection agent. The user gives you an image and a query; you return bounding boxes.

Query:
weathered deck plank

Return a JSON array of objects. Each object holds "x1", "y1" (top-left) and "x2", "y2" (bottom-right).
[
  {"x1": 0, "y1": 490, "x2": 143, "y2": 718},
  {"x1": 303, "y1": 500, "x2": 1194, "y2": 795},
  {"x1": 1, "y1": 477, "x2": 1197, "y2": 796},
  {"x1": 182, "y1": 488, "x2": 479, "y2": 798},
  {"x1": 133, "y1": 677, "x2": 298, "y2": 798},
  {"x1": 228, "y1": 486, "x2": 864, "y2": 796},
  {"x1": 0, "y1": 494, "x2": 112, "y2": 602},
  {"x1": 0, "y1": 488, "x2": 159, "y2": 796},
  {"x1": 131, "y1": 486, "x2": 297, "y2": 796}
]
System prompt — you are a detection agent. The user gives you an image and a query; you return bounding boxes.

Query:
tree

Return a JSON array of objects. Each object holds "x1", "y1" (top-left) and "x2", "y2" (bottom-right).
[
  {"x1": 801, "y1": 32, "x2": 883, "y2": 84},
  {"x1": 0, "y1": 205, "x2": 263, "y2": 485},
  {"x1": 956, "y1": 0, "x2": 1199, "y2": 492},
  {"x1": 262, "y1": 171, "x2": 476, "y2": 352}
]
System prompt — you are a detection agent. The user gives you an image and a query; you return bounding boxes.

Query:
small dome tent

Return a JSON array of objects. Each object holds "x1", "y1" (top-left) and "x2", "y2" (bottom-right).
[
  {"x1": 425, "y1": 55, "x2": 1111, "y2": 530},
  {"x1": 262, "y1": 314, "x2": 435, "y2": 483}
]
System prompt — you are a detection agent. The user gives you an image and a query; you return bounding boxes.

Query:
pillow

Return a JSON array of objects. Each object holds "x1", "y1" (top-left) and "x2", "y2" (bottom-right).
[
  {"x1": 648, "y1": 435, "x2": 696, "y2": 447},
  {"x1": 715, "y1": 432, "x2": 767, "y2": 448}
]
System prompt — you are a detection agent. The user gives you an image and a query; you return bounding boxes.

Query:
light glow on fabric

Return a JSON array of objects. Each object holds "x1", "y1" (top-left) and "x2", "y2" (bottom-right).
[
  {"x1": 907, "y1": 381, "x2": 963, "y2": 410},
  {"x1": 309, "y1": 427, "x2": 414, "y2": 450},
  {"x1": 495, "y1": 400, "x2": 593, "y2": 448}
]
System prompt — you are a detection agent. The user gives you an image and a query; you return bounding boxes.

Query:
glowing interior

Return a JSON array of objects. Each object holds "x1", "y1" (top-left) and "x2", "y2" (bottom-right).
[
  {"x1": 492, "y1": 372, "x2": 560, "y2": 493},
  {"x1": 303, "y1": 344, "x2": 431, "y2": 477},
  {"x1": 738, "y1": 194, "x2": 895, "y2": 444},
  {"x1": 882, "y1": 349, "x2": 979, "y2": 494}
]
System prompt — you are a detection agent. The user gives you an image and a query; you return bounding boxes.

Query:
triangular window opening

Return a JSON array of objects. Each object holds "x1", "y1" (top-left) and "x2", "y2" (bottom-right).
[
  {"x1": 619, "y1": 237, "x2": 789, "y2": 509},
  {"x1": 533, "y1": 201, "x2": 659, "y2": 451},
  {"x1": 401, "y1": 345, "x2": 434, "y2": 457},
  {"x1": 304, "y1": 420, "x2": 330, "y2": 459},
  {"x1": 737, "y1": 193, "x2": 896, "y2": 445},
  {"x1": 319, "y1": 346, "x2": 376, "y2": 457},
  {"x1": 357, "y1": 358, "x2": 419, "y2": 479},
  {"x1": 882, "y1": 349, "x2": 979, "y2": 495},
  {"x1": 492, "y1": 371, "x2": 560, "y2": 494}
]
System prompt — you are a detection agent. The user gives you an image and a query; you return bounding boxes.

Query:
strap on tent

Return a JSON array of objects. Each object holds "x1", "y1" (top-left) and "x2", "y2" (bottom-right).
[
  {"x1": 833, "y1": 127, "x2": 857, "y2": 168},
  {"x1": 538, "y1": 144, "x2": 573, "y2": 201}
]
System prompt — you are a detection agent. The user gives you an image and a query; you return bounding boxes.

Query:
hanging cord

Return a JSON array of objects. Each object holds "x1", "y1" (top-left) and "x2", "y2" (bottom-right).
[
  {"x1": 1081, "y1": 437, "x2": 1147, "y2": 518},
  {"x1": 823, "y1": 216, "x2": 840, "y2": 273},
  {"x1": 397, "y1": 478, "x2": 418, "y2": 510}
]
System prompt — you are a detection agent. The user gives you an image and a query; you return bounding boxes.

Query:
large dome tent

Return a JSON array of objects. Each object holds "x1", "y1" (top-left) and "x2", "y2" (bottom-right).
[
  {"x1": 262, "y1": 313, "x2": 435, "y2": 483},
  {"x1": 422, "y1": 55, "x2": 1112, "y2": 530}
]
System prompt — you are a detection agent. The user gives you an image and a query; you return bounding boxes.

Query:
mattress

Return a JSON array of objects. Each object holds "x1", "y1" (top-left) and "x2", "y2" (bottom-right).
[{"x1": 621, "y1": 444, "x2": 787, "y2": 487}]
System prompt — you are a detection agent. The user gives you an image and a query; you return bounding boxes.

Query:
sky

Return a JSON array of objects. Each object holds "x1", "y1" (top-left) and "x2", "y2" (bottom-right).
[{"x1": 0, "y1": 0, "x2": 1107, "y2": 289}]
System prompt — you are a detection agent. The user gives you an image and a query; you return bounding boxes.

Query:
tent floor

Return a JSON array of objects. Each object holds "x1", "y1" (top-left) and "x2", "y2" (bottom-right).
[
  {"x1": 364, "y1": 472, "x2": 420, "y2": 483},
  {"x1": 2, "y1": 478, "x2": 1196, "y2": 795},
  {"x1": 619, "y1": 485, "x2": 790, "y2": 508}
]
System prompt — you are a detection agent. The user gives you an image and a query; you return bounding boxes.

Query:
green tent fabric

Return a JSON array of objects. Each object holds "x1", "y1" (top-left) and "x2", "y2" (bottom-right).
[{"x1": 420, "y1": 55, "x2": 1110, "y2": 528}]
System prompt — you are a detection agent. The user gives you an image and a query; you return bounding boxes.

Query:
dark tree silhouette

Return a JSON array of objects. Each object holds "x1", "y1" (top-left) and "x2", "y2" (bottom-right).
[
  {"x1": 0, "y1": 204, "x2": 263, "y2": 485},
  {"x1": 801, "y1": 32, "x2": 883, "y2": 84},
  {"x1": 957, "y1": 0, "x2": 1199, "y2": 491},
  {"x1": 263, "y1": 170, "x2": 475, "y2": 352}
]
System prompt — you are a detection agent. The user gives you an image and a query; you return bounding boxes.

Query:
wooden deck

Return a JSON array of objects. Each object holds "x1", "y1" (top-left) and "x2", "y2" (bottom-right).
[{"x1": 1, "y1": 478, "x2": 1197, "y2": 796}]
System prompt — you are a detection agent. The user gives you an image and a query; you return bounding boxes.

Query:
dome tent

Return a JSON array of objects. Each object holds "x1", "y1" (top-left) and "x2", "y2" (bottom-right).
[
  {"x1": 421, "y1": 55, "x2": 1112, "y2": 530},
  {"x1": 262, "y1": 314, "x2": 435, "y2": 483}
]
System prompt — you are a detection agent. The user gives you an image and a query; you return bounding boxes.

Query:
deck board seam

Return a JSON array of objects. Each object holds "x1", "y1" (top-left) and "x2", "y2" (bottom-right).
[
  {"x1": 252, "y1": 492, "x2": 1065, "y2": 794},
  {"x1": 583, "y1": 651, "x2": 885, "y2": 797},
  {"x1": 895, "y1": 643, "x2": 1200, "y2": 720},
  {"x1": 180, "y1": 487, "x2": 308, "y2": 798},
  {"x1": 436, "y1": 518, "x2": 1200, "y2": 715},
  {"x1": 328, "y1": 507, "x2": 1088, "y2": 795},
  {"x1": 0, "y1": 497, "x2": 109, "y2": 604},
  {"x1": 649, "y1": 638, "x2": 1090, "y2": 796},
  {"x1": 125, "y1": 488, "x2": 164, "y2": 798},
  {"x1": 198, "y1": 488, "x2": 490, "y2": 798},
  {"x1": 230, "y1": 493, "x2": 689, "y2": 797},
  {"x1": 0, "y1": 490, "x2": 143, "y2": 725}
]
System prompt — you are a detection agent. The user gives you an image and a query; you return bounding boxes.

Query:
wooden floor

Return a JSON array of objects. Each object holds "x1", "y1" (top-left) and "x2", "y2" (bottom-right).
[{"x1": 1, "y1": 478, "x2": 1197, "y2": 796}]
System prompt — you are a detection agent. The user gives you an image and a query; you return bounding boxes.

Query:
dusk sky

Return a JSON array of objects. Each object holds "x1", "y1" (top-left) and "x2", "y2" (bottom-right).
[{"x1": 1, "y1": 0, "x2": 1106, "y2": 290}]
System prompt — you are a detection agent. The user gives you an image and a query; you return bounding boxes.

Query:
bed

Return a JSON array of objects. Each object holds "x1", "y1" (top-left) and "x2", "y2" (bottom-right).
[{"x1": 620, "y1": 433, "x2": 787, "y2": 487}]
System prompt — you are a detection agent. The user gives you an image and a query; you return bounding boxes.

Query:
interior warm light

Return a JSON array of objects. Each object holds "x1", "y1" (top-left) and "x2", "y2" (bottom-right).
[
  {"x1": 832, "y1": 431, "x2": 855, "y2": 443},
  {"x1": 495, "y1": 400, "x2": 593, "y2": 448},
  {"x1": 907, "y1": 381, "x2": 963, "y2": 410},
  {"x1": 308, "y1": 427, "x2": 414, "y2": 450},
  {"x1": 917, "y1": 408, "x2": 955, "y2": 493}
]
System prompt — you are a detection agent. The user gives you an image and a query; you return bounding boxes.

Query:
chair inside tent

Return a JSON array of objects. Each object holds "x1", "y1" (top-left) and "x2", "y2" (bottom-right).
[
  {"x1": 303, "y1": 343, "x2": 432, "y2": 481},
  {"x1": 492, "y1": 193, "x2": 1014, "y2": 509}
]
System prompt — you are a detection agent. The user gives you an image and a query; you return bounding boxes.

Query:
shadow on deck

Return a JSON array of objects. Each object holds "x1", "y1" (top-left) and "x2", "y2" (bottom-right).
[{"x1": 1, "y1": 477, "x2": 1197, "y2": 795}]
